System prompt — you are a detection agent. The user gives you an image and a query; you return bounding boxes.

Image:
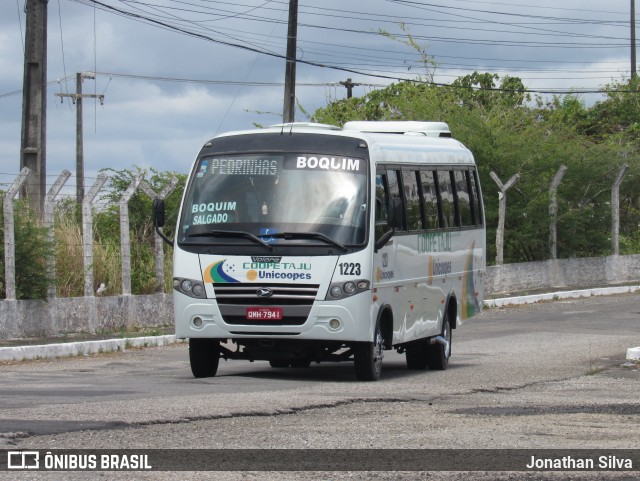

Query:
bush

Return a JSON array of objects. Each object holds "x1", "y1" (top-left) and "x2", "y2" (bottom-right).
[{"x1": 0, "y1": 198, "x2": 52, "y2": 300}]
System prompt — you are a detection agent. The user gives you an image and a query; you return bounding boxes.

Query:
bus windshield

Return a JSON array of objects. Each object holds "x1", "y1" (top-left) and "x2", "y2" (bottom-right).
[{"x1": 179, "y1": 153, "x2": 368, "y2": 248}]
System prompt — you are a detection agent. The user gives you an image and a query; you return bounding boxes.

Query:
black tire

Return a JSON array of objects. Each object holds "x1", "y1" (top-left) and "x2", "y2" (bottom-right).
[
  {"x1": 268, "y1": 359, "x2": 290, "y2": 368},
  {"x1": 289, "y1": 359, "x2": 311, "y2": 368},
  {"x1": 426, "y1": 312, "x2": 452, "y2": 371},
  {"x1": 354, "y1": 322, "x2": 384, "y2": 381},
  {"x1": 405, "y1": 340, "x2": 428, "y2": 370},
  {"x1": 189, "y1": 338, "x2": 221, "y2": 378}
]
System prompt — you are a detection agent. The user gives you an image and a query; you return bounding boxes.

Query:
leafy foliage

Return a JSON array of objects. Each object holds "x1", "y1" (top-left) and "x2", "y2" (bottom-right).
[
  {"x1": 2, "y1": 74, "x2": 638, "y2": 299},
  {"x1": 0, "y1": 199, "x2": 52, "y2": 300},
  {"x1": 93, "y1": 166, "x2": 186, "y2": 295},
  {"x1": 312, "y1": 74, "x2": 640, "y2": 264}
]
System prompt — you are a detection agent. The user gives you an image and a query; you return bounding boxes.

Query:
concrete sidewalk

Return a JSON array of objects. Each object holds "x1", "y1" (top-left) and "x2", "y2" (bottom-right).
[{"x1": 1, "y1": 285, "x2": 639, "y2": 363}]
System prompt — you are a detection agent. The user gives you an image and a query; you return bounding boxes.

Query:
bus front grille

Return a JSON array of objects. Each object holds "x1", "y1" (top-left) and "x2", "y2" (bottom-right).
[{"x1": 213, "y1": 283, "x2": 319, "y2": 326}]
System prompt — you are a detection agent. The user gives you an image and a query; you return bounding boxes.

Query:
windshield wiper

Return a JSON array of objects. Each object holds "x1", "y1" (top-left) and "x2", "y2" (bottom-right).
[
  {"x1": 188, "y1": 228, "x2": 272, "y2": 250},
  {"x1": 263, "y1": 232, "x2": 347, "y2": 251}
]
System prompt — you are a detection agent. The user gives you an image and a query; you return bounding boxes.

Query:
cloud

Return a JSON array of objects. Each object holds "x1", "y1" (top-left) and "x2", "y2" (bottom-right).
[{"x1": 0, "y1": 0, "x2": 634, "y2": 185}]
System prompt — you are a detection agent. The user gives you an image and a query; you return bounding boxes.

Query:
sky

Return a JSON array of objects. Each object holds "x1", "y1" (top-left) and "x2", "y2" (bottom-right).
[{"x1": 0, "y1": 0, "x2": 636, "y2": 200}]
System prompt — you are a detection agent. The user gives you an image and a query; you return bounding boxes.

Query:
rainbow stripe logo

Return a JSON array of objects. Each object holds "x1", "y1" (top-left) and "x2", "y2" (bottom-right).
[{"x1": 203, "y1": 260, "x2": 240, "y2": 283}]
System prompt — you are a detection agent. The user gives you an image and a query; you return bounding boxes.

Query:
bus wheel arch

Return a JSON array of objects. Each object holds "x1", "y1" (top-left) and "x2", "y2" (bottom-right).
[
  {"x1": 426, "y1": 296, "x2": 456, "y2": 370},
  {"x1": 353, "y1": 305, "x2": 391, "y2": 381},
  {"x1": 377, "y1": 305, "x2": 394, "y2": 350}
]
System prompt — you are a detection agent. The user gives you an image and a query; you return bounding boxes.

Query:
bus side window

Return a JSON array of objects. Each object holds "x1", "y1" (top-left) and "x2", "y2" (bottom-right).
[
  {"x1": 402, "y1": 170, "x2": 422, "y2": 231},
  {"x1": 386, "y1": 169, "x2": 406, "y2": 231},
  {"x1": 454, "y1": 170, "x2": 472, "y2": 226},
  {"x1": 420, "y1": 170, "x2": 439, "y2": 230},
  {"x1": 375, "y1": 173, "x2": 389, "y2": 224},
  {"x1": 469, "y1": 169, "x2": 483, "y2": 226},
  {"x1": 437, "y1": 170, "x2": 455, "y2": 228}
]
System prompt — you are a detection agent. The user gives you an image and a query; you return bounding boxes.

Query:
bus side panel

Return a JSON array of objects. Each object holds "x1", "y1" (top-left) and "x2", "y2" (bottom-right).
[
  {"x1": 372, "y1": 228, "x2": 485, "y2": 346},
  {"x1": 373, "y1": 234, "x2": 444, "y2": 346}
]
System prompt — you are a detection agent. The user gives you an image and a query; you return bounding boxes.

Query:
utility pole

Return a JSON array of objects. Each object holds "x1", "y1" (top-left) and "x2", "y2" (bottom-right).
[
  {"x1": 339, "y1": 78, "x2": 361, "y2": 99},
  {"x1": 282, "y1": 0, "x2": 298, "y2": 123},
  {"x1": 632, "y1": 0, "x2": 637, "y2": 78},
  {"x1": 20, "y1": 0, "x2": 48, "y2": 219},
  {"x1": 55, "y1": 72, "x2": 104, "y2": 205}
]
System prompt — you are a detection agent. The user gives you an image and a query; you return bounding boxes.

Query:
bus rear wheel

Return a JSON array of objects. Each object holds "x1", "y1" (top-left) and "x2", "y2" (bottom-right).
[
  {"x1": 268, "y1": 359, "x2": 290, "y2": 368},
  {"x1": 426, "y1": 314, "x2": 452, "y2": 371},
  {"x1": 189, "y1": 338, "x2": 221, "y2": 378},
  {"x1": 405, "y1": 340, "x2": 428, "y2": 370},
  {"x1": 354, "y1": 323, "x2": 384, "y2": 381}
]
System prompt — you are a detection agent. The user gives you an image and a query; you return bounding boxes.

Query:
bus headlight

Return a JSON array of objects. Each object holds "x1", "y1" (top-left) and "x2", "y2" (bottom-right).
[
  {"x1": 330, "y1": 285, "x2": 343, "y2": 298},
  {"x1": 344, "y1": 282, "x2": 356, "y2": 294},
  {"x1": 173, "y1": 277, "x2": 207, "y2": 299},
  {"x1": 325, "y1": 280, "x2": 370, "y2": 300},
  {"x1": 192, "y1": 284, "x2": 205, "y2": 297}
]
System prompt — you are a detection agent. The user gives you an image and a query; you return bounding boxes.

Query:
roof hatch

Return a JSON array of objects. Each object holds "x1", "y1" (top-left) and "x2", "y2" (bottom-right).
[{"x1": 342, "y1": 121, "x2": 451, "y2": 138}]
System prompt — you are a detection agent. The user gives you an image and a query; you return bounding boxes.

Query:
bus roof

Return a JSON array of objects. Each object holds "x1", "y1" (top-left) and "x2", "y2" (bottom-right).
[{"x1": 207, "y1": 122, "x2": 475, "y2": 166}]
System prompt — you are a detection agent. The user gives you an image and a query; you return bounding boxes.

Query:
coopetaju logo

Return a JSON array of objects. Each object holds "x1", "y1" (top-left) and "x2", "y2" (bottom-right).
[{"x1": 8, "y1": 451, "x2": 40, "y2": 470}]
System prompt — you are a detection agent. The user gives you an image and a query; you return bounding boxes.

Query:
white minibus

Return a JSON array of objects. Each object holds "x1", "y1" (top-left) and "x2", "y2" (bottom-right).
[{"x1": 153, "y1": 121, "x2": 485, "y2": 381}]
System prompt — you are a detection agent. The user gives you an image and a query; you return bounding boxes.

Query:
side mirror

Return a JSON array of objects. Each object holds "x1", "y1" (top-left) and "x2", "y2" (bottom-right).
[
  {"x1": 152, "y1": 198, "x2": 173, "y2": 247},
  {"x1": 374, "y1": 228, "x2": 395, "y2": 252},
  {"x1": 153, "y1": 198, "x2": 166, "y2": 228}
]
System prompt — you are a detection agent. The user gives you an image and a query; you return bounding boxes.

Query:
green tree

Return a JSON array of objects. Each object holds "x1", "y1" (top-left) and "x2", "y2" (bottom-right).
[
  {"x1": 311, "y1": 72, "x2": 640, "y2": 263},
  {"x1": 0, "y1": 199, "x2": 52, "y2": 299},
  {"x1": 94, "y1": 167, "x2": 186, "y2": 295}
]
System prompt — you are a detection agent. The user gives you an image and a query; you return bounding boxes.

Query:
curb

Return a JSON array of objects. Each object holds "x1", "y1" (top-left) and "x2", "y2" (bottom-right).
[
  {"x1": 483, "y1": 285, "x2": 640, "y2": 308},
  {"x1": 0, "y1": 335, "x2": 184, "y2": 363},
  {"x1": 0, "y1": 286, "x2": 638, "y2": 363},
  {"x1": 627, "y1": 347, "x2": 640, "y2": 361}
]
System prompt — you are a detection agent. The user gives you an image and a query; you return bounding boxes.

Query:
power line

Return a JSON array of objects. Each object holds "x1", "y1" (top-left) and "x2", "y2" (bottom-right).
[
  {"x1": 8, "y1": 0, "x2": 634, "y2": 102},
  {"x1": 78, "y1": 0, "x2": 631, "y2": 46},
  {"x1": 129, "y1": 0, "x2": 631, "y2": 44},
  {"x1": 56, "y1": 0, "x2": 71, "y2": 99},
  {"x1": 54, "y1": 1, "x2": 640, "y2": 95},
  {"x1": 16, "y1": 0, "x2": 25, "y2": 54},
  {"x1": 384, "y1": 0, "x2": 630, "y2": 24},
  {"x1": 53, "y1": 71, "x2": 640, "y2": 95},
  {"x1": 442, "y1": 0, "x2": 629, "y2": 16},
  {"x1": 0, "y1": 72, "x2": 383, "y2": 99}
]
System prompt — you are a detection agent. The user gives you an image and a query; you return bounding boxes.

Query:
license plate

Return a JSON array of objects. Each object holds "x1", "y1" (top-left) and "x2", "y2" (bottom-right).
[{"x1": 246, "y1": 307, "x2": 283, "y2": 320}]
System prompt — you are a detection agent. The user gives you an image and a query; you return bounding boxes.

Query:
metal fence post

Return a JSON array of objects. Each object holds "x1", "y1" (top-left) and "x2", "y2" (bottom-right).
[
  {"x1": 119, "y1": 176, "x2": 143, "y2": 295},
  {"x1": 83, "y1": 174, "x2": 108, "y2": 297},
  {"x1": 3, "y1": 167, "x2": 31, "y2": 300},
  {"x1": 44, "y1": 170, "x2": 71, "y2": 298},
  {"x1": 611, "y1": 164, "x2": 629, "y2": 256},
  {"x1": 490, "y1": 171, "x2": 520, "y2": 266},
  {"x1": 549, "y1": 165, "x2": 567, "y2": 260},
  {"x1": 140, "y1": 177, "x2": 178, "y2": 292}
]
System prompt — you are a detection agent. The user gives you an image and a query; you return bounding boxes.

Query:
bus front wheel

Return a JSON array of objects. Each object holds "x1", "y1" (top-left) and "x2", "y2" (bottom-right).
[
  {"x1": 189, "y1": 338, "x2": 221, "y2": 378},
  {"x1": 354, "y1": 323, "x2": 384, "y2": 381}
]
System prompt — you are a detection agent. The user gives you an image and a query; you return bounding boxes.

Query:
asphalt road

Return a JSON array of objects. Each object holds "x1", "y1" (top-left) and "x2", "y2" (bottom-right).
[{"x1": 0, "y1": 293, "x2": 639, "y2": 480}]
